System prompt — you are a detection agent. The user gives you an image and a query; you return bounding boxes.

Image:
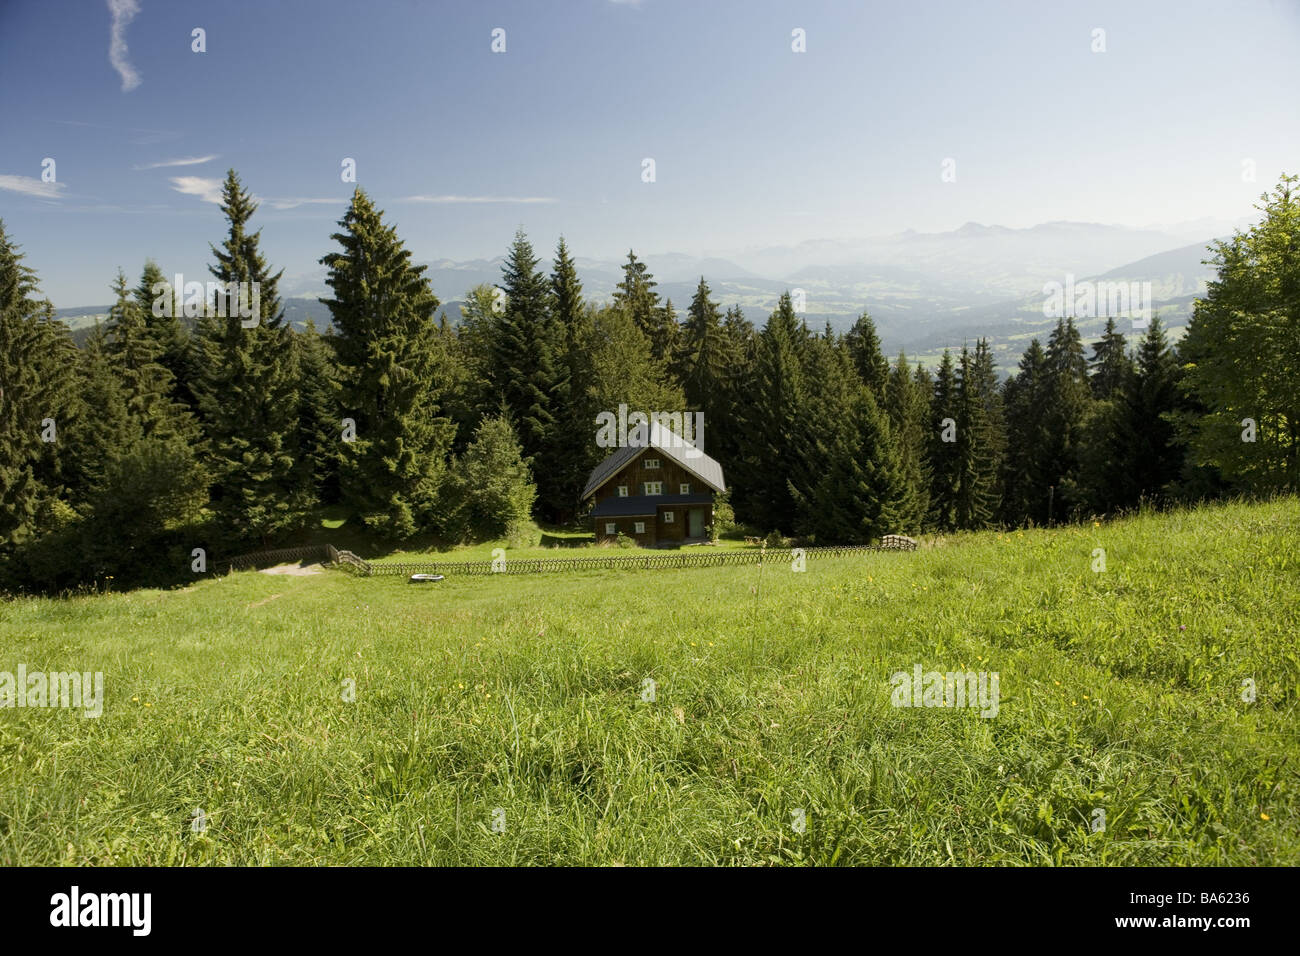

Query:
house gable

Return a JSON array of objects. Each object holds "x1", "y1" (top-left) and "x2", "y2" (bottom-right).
[{"x1": 580, "y1": 420, "x2": 725, "y2": 501}]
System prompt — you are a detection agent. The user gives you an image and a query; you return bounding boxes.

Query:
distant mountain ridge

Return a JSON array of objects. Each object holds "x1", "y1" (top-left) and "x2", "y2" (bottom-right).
[{"x1": 57, "y1": 219, "x2": 1235, "y2": 372}]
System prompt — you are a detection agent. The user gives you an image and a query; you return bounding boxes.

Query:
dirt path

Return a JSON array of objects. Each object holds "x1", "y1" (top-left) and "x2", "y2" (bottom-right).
[{"x1": 258, "y1": 563, "x2": 323, "y2": 577}]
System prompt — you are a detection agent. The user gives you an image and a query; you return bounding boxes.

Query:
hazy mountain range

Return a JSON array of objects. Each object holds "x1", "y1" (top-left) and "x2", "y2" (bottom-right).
[{"x1": 59, "y1": 218, "x2": 1246, "y2": 374}]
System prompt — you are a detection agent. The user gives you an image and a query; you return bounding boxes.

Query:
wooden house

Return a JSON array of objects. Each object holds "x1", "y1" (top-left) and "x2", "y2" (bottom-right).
[{"x1": 581, "y1": 420, "x2": 726, "y2": 546}]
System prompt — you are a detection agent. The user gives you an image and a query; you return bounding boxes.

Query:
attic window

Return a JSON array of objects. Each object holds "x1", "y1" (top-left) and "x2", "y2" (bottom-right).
[
  {"x1": 644, "y1": 458, "x2": 660, "y2": 469},
  {"x1": 679, "y1": 483, "x2": 691, "y2": 494},
  {"x1": 644, "y1": 481, "x2": 663, "y2": 496},
  {"x1": 617, "y1": 485, "x2": 628, "y2": 497}
]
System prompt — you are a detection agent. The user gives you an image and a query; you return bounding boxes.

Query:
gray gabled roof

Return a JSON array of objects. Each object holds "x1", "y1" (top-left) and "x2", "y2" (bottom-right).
[{"x1": 581, "y1": 419, "x2": 726, "y2": 500}]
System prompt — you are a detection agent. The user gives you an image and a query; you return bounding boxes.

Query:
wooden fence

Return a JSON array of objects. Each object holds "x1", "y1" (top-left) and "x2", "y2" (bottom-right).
[
  {"x1": 223, "y1": 544, "x2": 332, "y2": 573},
  {"x1": 223, "y1": 535, "x2": 917, "y2": 579}
]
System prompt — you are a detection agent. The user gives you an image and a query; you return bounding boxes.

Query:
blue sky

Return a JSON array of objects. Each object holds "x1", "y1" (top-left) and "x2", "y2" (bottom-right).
[{"x1": 1, "y1": 0, "x2": 1297, "y2": 306}]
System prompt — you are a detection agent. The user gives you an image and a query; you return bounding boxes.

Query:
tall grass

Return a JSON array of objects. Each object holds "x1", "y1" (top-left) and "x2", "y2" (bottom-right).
[{"x1": 0, "y1": 497, "x2": 1295, "y2": 865}]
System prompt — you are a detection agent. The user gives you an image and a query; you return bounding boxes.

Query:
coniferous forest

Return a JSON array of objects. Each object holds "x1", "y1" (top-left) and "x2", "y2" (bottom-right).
[{"x1": 2, "y1": 169, "x2": 1296, "y2": 592}]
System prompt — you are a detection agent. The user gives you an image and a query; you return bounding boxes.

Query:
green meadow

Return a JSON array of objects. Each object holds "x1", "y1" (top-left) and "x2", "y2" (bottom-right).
[{"x1": 1, "y1": 498, "x2": 1296, "y2": 866}]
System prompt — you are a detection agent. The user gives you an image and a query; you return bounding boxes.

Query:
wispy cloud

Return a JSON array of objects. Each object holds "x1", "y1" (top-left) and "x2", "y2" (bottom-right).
[
  {"x1": 401, "y1": 195, "x2": 559, "y2": 204},
  {"x1": 107, "y1": 0, "x2": 142, "y2": 92},
  {"x1": 134, "y1": 155, "x2": 219, "y2": 170},
  {"x1": 0, "y1": 175, "x2": 67, "y2": 200},
  {"x1": 266, "y1": 197, "x2": 348, "y2": 210},
  {"x1": 52, "y1": 119, "x2": 179, "y2": 145},
  {"x1": 170, "y1": 176, "x2": 224, "y2": 204}
]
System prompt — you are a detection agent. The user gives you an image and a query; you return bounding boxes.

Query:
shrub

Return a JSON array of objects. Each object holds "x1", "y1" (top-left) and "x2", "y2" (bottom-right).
[
  {"x1": 450, "y1": 415, "x2": 537, "y2": 541},
  {"x1": 711, "y1": 490, "x2": 735, "y2": 535},
  {"x1": 505, "y1": 518, "x2": 539, "y2": 549}
]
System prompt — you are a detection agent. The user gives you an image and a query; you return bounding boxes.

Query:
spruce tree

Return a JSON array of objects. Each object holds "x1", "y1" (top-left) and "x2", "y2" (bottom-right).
[
  {"x1": 798, "y1": 388, "x2": 905, "y2": 544},
  {"x1": 0, "y1": 221, "x2": 78, "y2": 551},
  {"x1": 845, "y1": 312, "x2": 890, "y2": 399},
  {"x1": 294, "y1": 322, "x2": 341, "y2": 506},
  {"x1": 68, "y1": 321, "x2": 133, "y2": 508},
  {"x1": 107, "y1": 269, "x2": 198, "y2": 443},
  {"x1": 713, "y1": 305, "x2": 756, "y2": 475},
  {"x1": 788, "y1": 328, "x2": 850, "y2": 534},
  {"x1": 1000, "y1": 339, "x2": 1052, "y2": 525},
  {"x1": 885, "y1": 350, "x2": 930, "y2": 532},
  {"x1": 953, "y1": 346, "x2": 999, "y2": 528},
  {"x1": 676, "y1": 277, "x2": 728, "y2": 432},
  {"x1": 739, "y1": 292, "x2": 808, "y2": 533},
  {"x1": 614, "y1": 250, "x2": 676, "y2": 365},
  {"x1": 927, "y1": 350, "x2": 960, "y2": 531},
  {"x1": 547, "y1": 237, "x2": 593, "y2": 516},
  {"x1": 1041, "y1": 317, "x2": 1093, "y2": 520},
  {"x1": 134, "y1": 260, "x2": 194, "y2": 409},
  {"x1": 493, "y1": 230, "x2": 567, "y2": 519},
  {"x1": 1089, "y1": 316, "x2": 1132, "y2": 400},
  {"x1": 320, "y1": 188, "x2": 456, "y2": 537},
  {"x1": 451, "y1": 414, "x2": 537, "y2": 540},
  {"x1": 1113, "y1": 316, "x2": 1183, "y2": 505},
  {"x1": 197, "y1": 169, "x2": 310, "y2": 543},
  {"x1": 969, "y1": 339, "x2": 1006, "y2": 515}
]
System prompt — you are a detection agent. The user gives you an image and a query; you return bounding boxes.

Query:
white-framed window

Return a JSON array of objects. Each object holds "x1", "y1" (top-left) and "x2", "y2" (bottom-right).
[
  {"x1": 644, "y1": 481, "x2": 663, "y2": 495},
  {"x1": 644, "y1": 458, "x2": 660, "y2": 469},
  {"x1": 617, "y1": 485, "x2": 628, "y2": 497},
  {"x1": 634, "y1": 521, "x2": 646, "y2": 534},
  {"x1": 663, "y1": 511, "x2": 674, "y2": 523},
  {"x1": 605, "y1": 523, "x2": 616, "y2": 535},
  {"x1": 679, "y1": 483, "x2": 691, "y2": 494}
]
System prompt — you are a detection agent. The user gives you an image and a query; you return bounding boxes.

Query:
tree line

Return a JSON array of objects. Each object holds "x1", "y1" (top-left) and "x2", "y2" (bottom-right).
[{"x1": 1, "y1": 170, "x2": 1296, "y2": 591}]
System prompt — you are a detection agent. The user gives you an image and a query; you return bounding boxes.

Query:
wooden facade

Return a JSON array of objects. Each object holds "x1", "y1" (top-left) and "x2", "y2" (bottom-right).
[{"x1": 581, "y1": 423, "x2": 726, "y2": 548}]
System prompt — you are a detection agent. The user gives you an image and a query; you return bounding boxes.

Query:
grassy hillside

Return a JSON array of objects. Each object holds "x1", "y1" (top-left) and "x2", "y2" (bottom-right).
[{"x1": 1, "y1": 498, "x2": 1296, "y2": 865}]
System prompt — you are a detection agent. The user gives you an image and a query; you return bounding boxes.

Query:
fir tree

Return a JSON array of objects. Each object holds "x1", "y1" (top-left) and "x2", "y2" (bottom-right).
[
  {"x1": 107, "y1": 269, "x2": 198, "y2": 444},
  {"x1": 968, "y1": 339, "x2": 1006, "y2": 515},
  {"x1": 451, "y1": 414, "x2": 537, "y2": 540},
  {"x1": 68, "y1": 321, "x2": 133, "y2": 507},
  {"x1": 547, "y1": 237, "x2": 593, "y2": 516},
  {"x1": 788, "y1": 329, "x2": 851, "y2": 533},
  {"x1": 134, "y1": 260, "x2": 194, "y2": 409},
  {"x1": 953, "y1": 346, "x2": 999, "y2": 529},
  {"x1": 320, "y1": 188, "x2": 456, "y2": 537},
  {"x1": 0, "y1": 221, "x2": 78, "y2": 550},
  {"x1": 927, "y1": 350, "x2": 960, "y2": 531},
  {"x1": 493, "y1": 230, "x2": 567, "y2": 519},
  {"x1": 196, "y1": 169, "x2": 311, "y2": 543},
  {"x1": 739, "y1": 292, "x2": 808, "y2": 533},
  {"x1": 797, "y1": 386, "x2": 905, "y2": 545},
  {"x1": 713, "y1": 304, "x2": 757, "y2": 471},
  {"x1": 1000, "y1": 339, "x2": 1051, "y2": 525},
  {"x1": 1041, "y1": 317, "x2": 1093, "y2": 521},
  {"x1": 1089, "y1": 316, "x2": 1132, "y2": 400},
  {"x1": 1113, "y1": 316, "x2": 1183, "y2": 505},
  {"x1": 614, "y1": 250, "x2": 676, "y2": 365},
  {"x1": 676, "y1": 277, "x2": 728, "y2": 433},
  {"x1": 885, "y1": 350, "x2": 930, "y2": 532},
  {"x1": 845, "y1": 312, "x2": 890, "y2": 399},
  {"x1": 294, "y1": 322, "x2": 341, "y2": 506}
]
